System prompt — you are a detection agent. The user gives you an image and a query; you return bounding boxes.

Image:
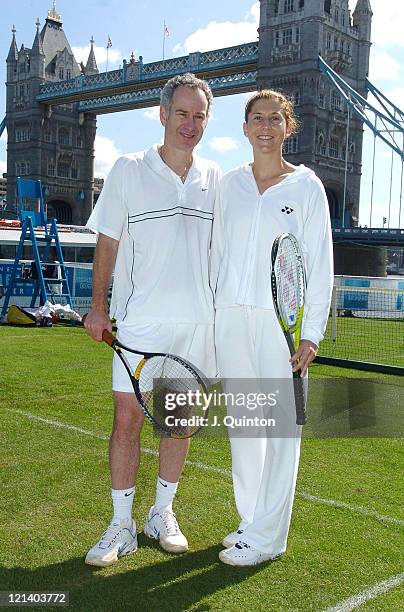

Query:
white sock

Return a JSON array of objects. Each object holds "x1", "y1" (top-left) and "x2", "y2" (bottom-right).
[
  {"x1": 154, "y1": 477, "x2": 178, "y2": 512},
  {"x1": 111, "y1": 486, "x2": 135, "y2": 523}
]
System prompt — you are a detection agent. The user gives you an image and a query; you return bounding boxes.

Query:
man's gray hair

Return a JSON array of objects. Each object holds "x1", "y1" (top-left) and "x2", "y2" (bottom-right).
[{"x1": 160, "y1": 73, "x2": 213, "y2": 116}]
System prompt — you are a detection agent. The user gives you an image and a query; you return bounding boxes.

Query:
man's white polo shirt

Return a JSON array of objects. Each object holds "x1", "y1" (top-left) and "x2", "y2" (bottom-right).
[{"x1": 87, "y1": 145, "x2": 221, "y2": 325}]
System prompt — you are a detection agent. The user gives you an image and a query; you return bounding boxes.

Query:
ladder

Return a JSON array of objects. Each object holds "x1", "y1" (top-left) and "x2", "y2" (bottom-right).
[{"x1": 1, "y1": 177, "x2": 73, "y2": 316}]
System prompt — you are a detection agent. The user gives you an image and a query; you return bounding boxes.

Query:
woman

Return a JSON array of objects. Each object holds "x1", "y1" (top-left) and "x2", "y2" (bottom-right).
[{"x1": 211, "y1": 90, "x2": 333, "y2": 566}]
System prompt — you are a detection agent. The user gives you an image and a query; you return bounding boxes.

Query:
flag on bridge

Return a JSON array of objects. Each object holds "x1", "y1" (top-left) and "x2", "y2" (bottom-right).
[
  {"x1": 162, "y1": 21, "x2": 170, "y2": 62},
  {"x1": 107, "y1": 35, "x2": 112, "y2": 49}
]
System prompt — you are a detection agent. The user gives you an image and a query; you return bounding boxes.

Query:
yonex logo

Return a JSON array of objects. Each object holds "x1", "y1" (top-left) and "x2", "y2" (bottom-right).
[{"x1": 281, "y1": 206, "x2": 294, "y2": 214}]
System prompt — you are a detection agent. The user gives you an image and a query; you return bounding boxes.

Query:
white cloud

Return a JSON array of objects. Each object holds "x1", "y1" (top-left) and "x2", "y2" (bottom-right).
[
  {"x1": 174, "y1": 2, "x2": 259, "y2": 54},
  {"x1": 0, "y1": 160, "x2": 6, "y2": 175},
  {"x1": 0, "y1": 128, "x2": 7, "y2": 142},
  {"x1": 245, "y1": 1, "x2": 260, "y2": 22},
  {"x1": 72, "y1": 45, "x2": 123, "y2": 69},
  {"x1": 94, "y1": 134, "x2": 121, "y2": 178},
  {"x1": 369, "y1": 50, "x2": 401, "y2": 82},
  {"x1": 208, "y1": 136, "x2": 240, "y2": 153},
  {"x1": 144, "y1": 107, "x2": 160, "y2": 121},
  {"x1": 174, "y1": 21, "x2": 258, "y2": 54}
]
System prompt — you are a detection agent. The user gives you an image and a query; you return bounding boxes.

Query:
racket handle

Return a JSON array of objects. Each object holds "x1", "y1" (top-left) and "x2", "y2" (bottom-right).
[
  {"x1": 81, "y1": 313, "x2": 115, "y2": 346},
  {"x1": 102, "y1": 329, "x2": 115, "y2": 346},
  {"x1": 293, "y1": 371, "x2": 307, "y2": 426}
]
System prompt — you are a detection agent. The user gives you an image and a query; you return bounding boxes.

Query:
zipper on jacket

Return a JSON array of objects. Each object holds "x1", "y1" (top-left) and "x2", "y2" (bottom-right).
[{"x1": 239, "y1": 194, "x2": 263, "y2": 304}]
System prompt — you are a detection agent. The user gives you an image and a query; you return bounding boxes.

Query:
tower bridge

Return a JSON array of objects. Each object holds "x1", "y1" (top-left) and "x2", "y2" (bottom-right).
[
  {"x1": 3, "y1": 0, "x2": 403, "y2": 274},
  {"x1": 36, "y1": 43, "x2": 259, "y2": 111}
]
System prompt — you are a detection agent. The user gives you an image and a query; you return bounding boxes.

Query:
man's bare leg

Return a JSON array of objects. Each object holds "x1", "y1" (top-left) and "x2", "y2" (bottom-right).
[
  {"x1": 159, "y1": 437, "x2": 190, "y2": 482},
  {"x1": 110, "y1": 391, "x2": 145, "y2": 488}
]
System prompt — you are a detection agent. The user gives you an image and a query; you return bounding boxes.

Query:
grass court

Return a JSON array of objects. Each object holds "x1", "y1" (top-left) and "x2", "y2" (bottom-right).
[{"x1": 0, "y1": 326, "x2": 403, "y2": 611}]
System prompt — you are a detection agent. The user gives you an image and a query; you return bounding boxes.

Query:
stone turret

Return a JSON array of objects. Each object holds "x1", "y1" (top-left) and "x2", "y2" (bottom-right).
[
  {"x1": 352, "y1": 0, "x2": 372, "y2": 84},
  {"x1": 7, "y1": 26, "x2": 18, "y2": 60},
  {"x1": 30, "y1": 19, "x2": 45, "y2": 78},
  {"x1": 85, "y1": 37, "x2": 99, "y2": 75},
  {"x1": 6, "y1": 26, "x2": 18, "y2": 78},
  {"x1": 353, "y1": 0, "x2": 372, "y2": 42}
]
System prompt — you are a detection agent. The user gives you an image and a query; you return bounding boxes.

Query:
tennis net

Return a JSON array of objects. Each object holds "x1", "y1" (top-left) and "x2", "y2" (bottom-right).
[{"x1": 319, "y1": 285, "x2": 404, "y2": 368}]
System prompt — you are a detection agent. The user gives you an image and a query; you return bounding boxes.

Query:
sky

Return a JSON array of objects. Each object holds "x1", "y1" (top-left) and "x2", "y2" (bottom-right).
[{"x1": 0, "y1": 0, "x2": 403, "y2": 227}]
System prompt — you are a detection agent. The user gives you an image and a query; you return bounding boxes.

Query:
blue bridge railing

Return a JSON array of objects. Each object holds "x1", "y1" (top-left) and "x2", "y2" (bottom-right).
[
  {"x1": 37, "y1": 42, "x2": 259, "y2": 104},
  {"x1": 332, "y1": 227, "x2": 404, "y2": 244}
]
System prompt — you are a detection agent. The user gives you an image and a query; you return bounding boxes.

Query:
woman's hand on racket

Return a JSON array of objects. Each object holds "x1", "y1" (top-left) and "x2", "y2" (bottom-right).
[
  {"x1": 290, "y1": 339, "x2": 318, "y2": 377},
  {"x1": 84, "y1": 307, "x2": 112, "y2": 342}
]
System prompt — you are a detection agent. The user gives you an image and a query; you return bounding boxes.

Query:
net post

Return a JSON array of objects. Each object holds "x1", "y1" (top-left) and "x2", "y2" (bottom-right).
[{"x1": 331, "y1": 285, "x2": 337, "y2": 342}]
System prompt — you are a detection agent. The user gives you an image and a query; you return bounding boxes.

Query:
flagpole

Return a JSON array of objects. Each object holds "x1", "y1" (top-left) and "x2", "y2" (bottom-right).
[
  {"x1": 106, "y1": 34, "x2": 112, "y2": 72},
  {"x1": 162, "y1": 20, "x2": 166, "y2": 64}
]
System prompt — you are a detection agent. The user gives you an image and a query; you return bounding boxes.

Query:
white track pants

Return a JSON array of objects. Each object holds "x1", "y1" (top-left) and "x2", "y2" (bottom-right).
[{"x1": 215, "y1": 306, "x2": 302, "y2": 556}]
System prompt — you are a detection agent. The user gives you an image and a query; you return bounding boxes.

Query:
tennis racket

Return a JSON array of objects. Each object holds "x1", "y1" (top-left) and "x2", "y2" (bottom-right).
[
  {"x1": 85, "y1": 321, "x2": 210, "y2": 438},
  {"x1": 271, "y1": 233, "x2": 307, "y2": 425}
]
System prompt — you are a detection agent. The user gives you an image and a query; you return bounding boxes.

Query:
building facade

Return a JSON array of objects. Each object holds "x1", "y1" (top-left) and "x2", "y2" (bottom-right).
[
  {"x1": 258, "y1": 0, "x2": 372, "y2": 226},
  {"x1": 5, "y1": 4, "x2": 97, "y2": 224}
]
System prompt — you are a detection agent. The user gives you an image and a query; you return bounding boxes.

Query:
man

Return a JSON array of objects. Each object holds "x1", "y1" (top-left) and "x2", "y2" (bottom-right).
[{"x1": 84, "y1": 73, "x2": 221, "y2": 567}]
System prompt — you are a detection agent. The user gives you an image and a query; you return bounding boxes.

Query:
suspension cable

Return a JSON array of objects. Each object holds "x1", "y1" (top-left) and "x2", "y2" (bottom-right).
[
  {"x1": 369, "y1": 115, "x2": 377, "y2": 227},
  {"x1": 342, "y1": 100, "x2": 350, "y2": 228}
]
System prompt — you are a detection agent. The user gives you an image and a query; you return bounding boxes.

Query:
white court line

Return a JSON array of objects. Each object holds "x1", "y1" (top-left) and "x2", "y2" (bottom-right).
[
  {"x1": 4, "y1": 408, "x2": 404, "y2": 527},
  {"x1": 299, "y1": 492, "x2": 404, "y2": 528},
  {"x1": 324, "y1": 572, "x2": 404, "y2": 611}
]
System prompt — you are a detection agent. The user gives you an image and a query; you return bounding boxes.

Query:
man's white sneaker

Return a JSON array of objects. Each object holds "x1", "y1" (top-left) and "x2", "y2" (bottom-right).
[
  {"x1": 85, "y1": 518, "x2": 138, "y2": 567},
  {"x1": 219, "y1": 541, "x2": 282, "y2": 567},
  {"x1": 144, "y1": 506, "x2": 188, "y2": 553},
  {"x1": 222, "y1": 528, "x2": 244, "y2": 549}
]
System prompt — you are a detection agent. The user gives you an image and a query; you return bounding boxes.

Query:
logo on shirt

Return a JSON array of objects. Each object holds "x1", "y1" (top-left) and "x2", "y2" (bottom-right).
[{"x1": 281, "y1": 206, "x2": 294, "y2": 215}]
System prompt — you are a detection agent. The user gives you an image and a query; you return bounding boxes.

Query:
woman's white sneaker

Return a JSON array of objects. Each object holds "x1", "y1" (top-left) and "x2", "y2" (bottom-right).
[
  {"x1": 85, "y1": 518, "x2": 138, "y2": 567},
  {"x1": 222, "y1": 529, "x2": 244, "y2": 548},
  {"x1": 144, "y1": 506, "x2": 188, "y2": 553},
  {"x1": 219, "y1": 541, "x2": 282, "y2": 567}
]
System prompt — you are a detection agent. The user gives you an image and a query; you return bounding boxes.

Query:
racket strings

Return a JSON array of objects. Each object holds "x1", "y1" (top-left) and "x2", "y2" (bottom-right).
[
  {"x1": 275, "y1": 241, "x2": 304, "y2": 328},
  {"x1": 138, "y1": 356, "x2": 207, "y2": 437}
]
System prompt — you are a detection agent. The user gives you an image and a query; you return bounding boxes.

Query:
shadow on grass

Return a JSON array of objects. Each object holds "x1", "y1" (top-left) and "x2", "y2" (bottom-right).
[{"x1": 1, "y1": 538, "x2": 274, "y2": 611}]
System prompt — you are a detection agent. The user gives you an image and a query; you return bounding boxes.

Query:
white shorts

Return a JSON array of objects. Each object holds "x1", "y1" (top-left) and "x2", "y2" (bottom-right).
[{"x1": 112, "y1": 321, "x2": 216, "y2": 392}]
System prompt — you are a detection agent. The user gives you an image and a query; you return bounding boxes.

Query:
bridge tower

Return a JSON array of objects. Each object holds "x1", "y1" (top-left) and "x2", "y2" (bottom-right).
[
  {"x1": 258, "y1": 0, "x2": 372, "y2": 227},
  {"x1": 5, "y1": 3, "x2": 97, "y2": 224}
]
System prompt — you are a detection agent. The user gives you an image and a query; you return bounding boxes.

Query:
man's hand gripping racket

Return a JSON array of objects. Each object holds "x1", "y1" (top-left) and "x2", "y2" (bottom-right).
[{"x1": 271, "y1": 233, "x2": 308, "y2": 426}]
